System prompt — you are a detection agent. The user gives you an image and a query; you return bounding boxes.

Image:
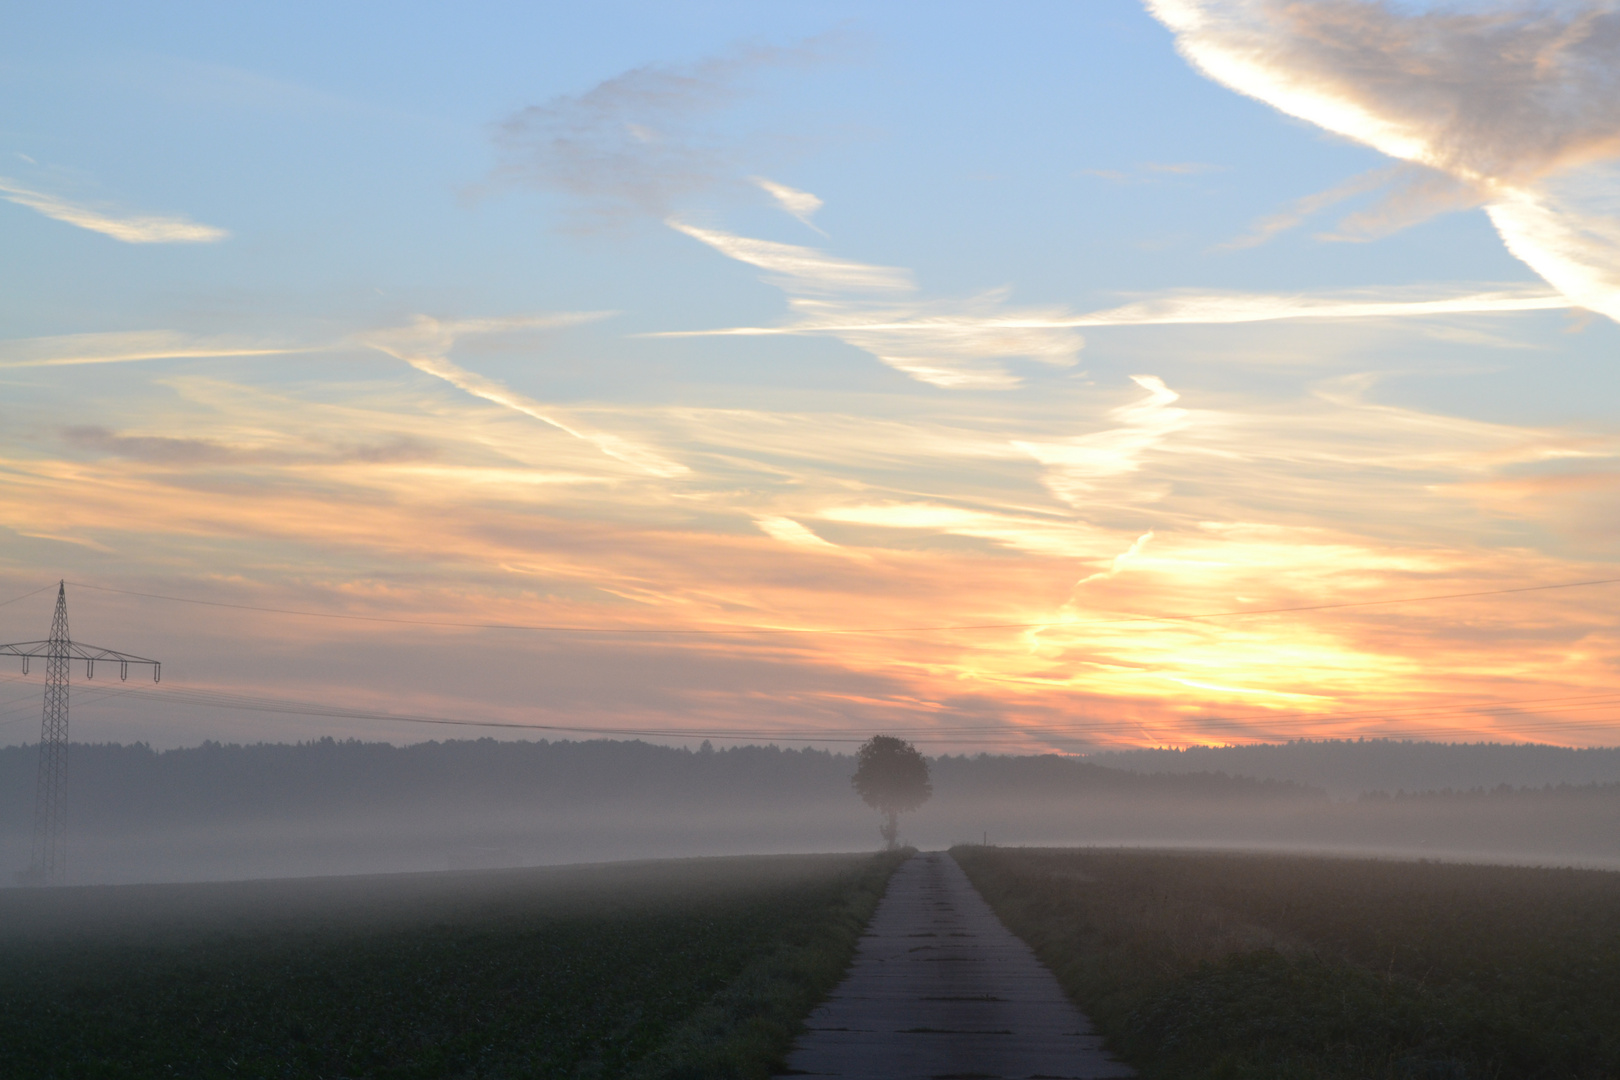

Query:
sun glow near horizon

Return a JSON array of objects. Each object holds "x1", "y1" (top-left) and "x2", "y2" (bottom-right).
[{"x1": 3, "y1": 1, "x2": 1619, "y2": 751}]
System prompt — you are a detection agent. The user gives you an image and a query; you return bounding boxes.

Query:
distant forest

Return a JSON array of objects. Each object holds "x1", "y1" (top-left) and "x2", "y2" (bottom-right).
[
  {"x1": 3, "y1": 736, "x2": 1617, "y2": 830},
  {"x1": 1093, "y1": 739, "x2": 1620, "y2": 796},
  {"x1": 1, "y1": 737, "x2": 1616, "y2": 885},
  {"x1": 0, "y1": 738, "x2": 1311, "y2": 830}
]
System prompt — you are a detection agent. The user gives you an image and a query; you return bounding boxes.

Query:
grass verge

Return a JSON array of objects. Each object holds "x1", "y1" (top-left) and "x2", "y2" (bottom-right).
[
  {"x1": 629, "y1": 848, "x2": 906, "y2": 1079},
  {"x1": 0, "y1": 850, "x2": 905, "y2": 1079},
  {"x1": 953, "y1": 846, "x2": 1620, "y2": 1080}
]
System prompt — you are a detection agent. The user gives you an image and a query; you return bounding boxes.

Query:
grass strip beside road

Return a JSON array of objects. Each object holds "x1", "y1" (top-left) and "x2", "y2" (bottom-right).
[
  {"x1": 954, "y1": 846, "x2": 1620, "y2": 1080},
  {"x1": 0, "y1": 850, "x2": 906, "y2": 1080},
  {"x1": 631, "y1": 848, "x2": 907, "y2": 1079}
]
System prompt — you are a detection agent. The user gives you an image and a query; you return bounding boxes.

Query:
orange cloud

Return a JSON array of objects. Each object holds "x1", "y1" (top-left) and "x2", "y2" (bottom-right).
[{"x1": 2, "y1": 349, "x2": 1617, "y2": 751}]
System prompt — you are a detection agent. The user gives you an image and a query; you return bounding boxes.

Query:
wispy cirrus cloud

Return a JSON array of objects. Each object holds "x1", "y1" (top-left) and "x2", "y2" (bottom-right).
[
  {"x1": 752, "y1": 176, "x2": 826, "y2": 232},
  {"x1": 667, "y1": 217, "x2": 1085, "y2": 389},
  {"x1": 1066, "y1": 284, "x2": 1571, "y2": 325},
  {"x1": 1146, "y1": 0, "x2": 1620, "y2": 321},
  {"x1": 753, "y1": 515, "x2": 840, "y2": 550},
  {"x1": 1221, "y1": 166, "x2": 1397, "y2": 248},
  {"x1": 653, "y1": 239, "x2": 1571, "y2": 367},
  {"x1": 0, "y1": 177, "x2": 228, "y2": 243},
  {"x1": 1226, "y1": 162, "x2": 1495, "y2": 250},
  {"x1": 358, "y1": 314, "x2": 689, "y2": 478},
  {"x1": 62, "y1": 425, "x2": 438, "y2": 467},
  {"x1": 0, "y1": 330, "x2": 310, "y2": 369},
  {"x1": 0, "y1": 317, "x2": 689, "y2": 477},
  {"x1": 1015, "y1": 375, "x2": 1189, "y2": 508},
  {"x1": 669, "y1": 220, "x2": 912, "y2": 294},
  {"x1": 1071, "y1": 530, "x2": 1156, "y2": 589}
]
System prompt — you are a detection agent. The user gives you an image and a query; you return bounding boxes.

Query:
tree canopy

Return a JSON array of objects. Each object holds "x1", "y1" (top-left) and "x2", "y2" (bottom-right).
[{"x1": 851, "y1": 735, "x2": 931, "y2": 847}]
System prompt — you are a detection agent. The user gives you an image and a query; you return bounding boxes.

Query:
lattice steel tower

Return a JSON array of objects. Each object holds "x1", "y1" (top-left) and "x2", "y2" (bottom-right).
[{"x1": 2, "y1": 582, "x2": 160, "y2": 885}]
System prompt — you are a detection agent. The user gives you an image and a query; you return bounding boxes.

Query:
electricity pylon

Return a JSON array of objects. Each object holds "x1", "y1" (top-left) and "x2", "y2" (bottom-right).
[{"x1": 1, "y1": 582, "x2": 160, "y2": 885}]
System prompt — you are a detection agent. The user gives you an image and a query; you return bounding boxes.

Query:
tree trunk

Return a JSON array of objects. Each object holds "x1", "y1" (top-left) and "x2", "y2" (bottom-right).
[{"x1": 880, "y1": 808, "x2": 899, "y2": 850}]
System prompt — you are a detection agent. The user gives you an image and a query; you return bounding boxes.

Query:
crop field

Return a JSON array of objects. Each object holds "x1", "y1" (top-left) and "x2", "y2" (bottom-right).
[
  {"x1": 955, "y1": 846, "x2": 1620, "y2": 1080},
  {"x1": 0, "y1": 851, "x2": 904, "y2": 1080}
]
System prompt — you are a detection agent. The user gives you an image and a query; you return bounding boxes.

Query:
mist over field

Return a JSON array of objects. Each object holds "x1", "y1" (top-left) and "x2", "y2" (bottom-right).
[
  {"x1": 1095, "y1": 740, "x2": 1620, "y2": 798},
  {"x1": 3, "y1": 737, "x2": 1617, "y2": 886}
]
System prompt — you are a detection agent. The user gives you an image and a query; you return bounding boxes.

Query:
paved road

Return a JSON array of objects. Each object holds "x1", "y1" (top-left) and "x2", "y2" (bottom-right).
[{"x1": 778, "y1": 851, "x2": 1133, "y2": 1079}]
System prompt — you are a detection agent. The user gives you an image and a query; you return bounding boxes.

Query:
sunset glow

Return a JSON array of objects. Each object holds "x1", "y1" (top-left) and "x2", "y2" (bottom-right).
[{"x1": 3, "y1": 1, "x2": 1619, "y2": 751}]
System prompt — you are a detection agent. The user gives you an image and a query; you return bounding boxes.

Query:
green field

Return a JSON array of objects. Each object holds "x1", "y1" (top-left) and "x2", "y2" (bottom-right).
[
  {"x1": 0, "y1": 851, "x2": 904, "y2": 1080},
  {"x1": 955, "y1": 846, "x2": 1620, "y2": 1080}
]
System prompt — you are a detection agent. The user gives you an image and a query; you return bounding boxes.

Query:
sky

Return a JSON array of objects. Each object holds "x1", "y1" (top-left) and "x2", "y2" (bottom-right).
[{"x1": 2, "y1": 0, "x2": 1619, "y2": 753}]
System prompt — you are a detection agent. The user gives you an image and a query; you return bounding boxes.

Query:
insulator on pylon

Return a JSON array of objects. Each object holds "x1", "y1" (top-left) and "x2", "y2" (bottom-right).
[{"x1": 1, "y1": 584, "x2": 164, "y2": 885}]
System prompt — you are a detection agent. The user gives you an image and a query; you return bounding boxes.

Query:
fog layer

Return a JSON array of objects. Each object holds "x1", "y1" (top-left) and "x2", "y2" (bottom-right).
[{"x1": 2, "y1": 738, "x2": 1616, "y2": 885}]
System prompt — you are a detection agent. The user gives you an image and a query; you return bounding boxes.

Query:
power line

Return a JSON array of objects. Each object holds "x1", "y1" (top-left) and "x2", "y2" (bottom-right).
[
  {"x1": 0, "y1": 584, "x2": 55, "y2": 610},
  {"x1": 8, "y1": 577, "x2": 1613, "y2": 748},
  {"x1": 13, "y1": 580, "x2": 1614, "y2": 741},
  {"x1": 22, "y1": 656, "x2": 1619, "y2": 739},
  {"x1": 62, "y1": 575, "x2": 1620, "y2": 637},
  {"x1": 60, "y1": 679, "x2": 1620, "y2": 747},
  {"x1": 34, "y1": 665, "x2": 1620, "y2": 733},
  {"x1": 0, "y1": 683, "x2": 136, "y2": 727}
]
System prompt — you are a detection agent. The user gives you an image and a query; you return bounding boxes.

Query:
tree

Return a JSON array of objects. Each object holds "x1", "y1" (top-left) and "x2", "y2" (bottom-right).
[{"x1": 851, "y1": 735, "x2": 932, "y2": 849}]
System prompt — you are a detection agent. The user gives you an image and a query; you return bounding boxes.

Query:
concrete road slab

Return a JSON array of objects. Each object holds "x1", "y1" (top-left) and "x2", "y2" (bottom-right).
[{"x1": 777, "y1": 851, "x2": 1133, "y2": 1080}]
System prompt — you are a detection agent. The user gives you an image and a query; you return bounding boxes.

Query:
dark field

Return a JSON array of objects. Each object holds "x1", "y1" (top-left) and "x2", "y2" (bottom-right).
[
  {"x1": 0, "y1": 851, "x2": 904, "y2": 1079},
  {"x1": 955, "y1": 846, "x2": 1620, "y2": 1080}
]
